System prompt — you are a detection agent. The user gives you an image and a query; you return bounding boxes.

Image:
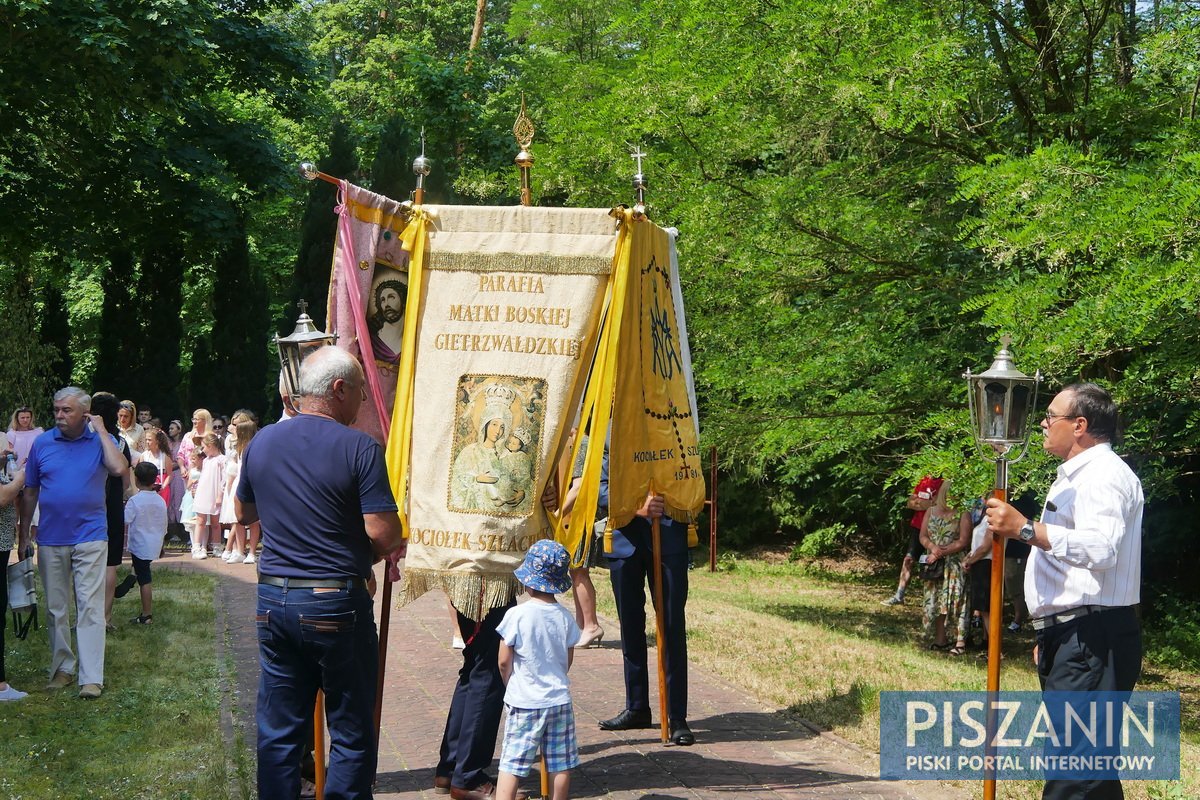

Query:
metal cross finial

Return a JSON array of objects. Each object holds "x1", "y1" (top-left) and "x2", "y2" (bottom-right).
[
  {"x1": 297, "y1": 299, "x2": 309, "y2": 317},
  {"x1": 1000, "y1": 334, "x2": 1012, "y2": 349},
  {"x1": 631, "y1": 147, "x2": 646, "y2": 176},
  {"x1": 631, "y1": 146, "x2": 648, "y2": 217}
]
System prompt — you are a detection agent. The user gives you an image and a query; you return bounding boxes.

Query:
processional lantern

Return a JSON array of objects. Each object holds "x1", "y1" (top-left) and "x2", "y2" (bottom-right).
[
  {"x1": 962, "y1": 334, "x2": 1041, "y2": 800},
  {"x1": 274, "y1": 299, "x2": 337, "y2": 407},
  {"x1": 964, "y1": 334, "x2": 1041, "y2": 457}
]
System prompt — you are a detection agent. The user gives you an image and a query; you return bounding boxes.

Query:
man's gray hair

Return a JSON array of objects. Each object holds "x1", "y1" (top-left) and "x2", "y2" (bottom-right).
[
  {"x1": 297, "y1": 347, "x2": 362, "y2": 398},
  {"x1": 53, "y1": 386, "x2": 91, "y2": 410}
]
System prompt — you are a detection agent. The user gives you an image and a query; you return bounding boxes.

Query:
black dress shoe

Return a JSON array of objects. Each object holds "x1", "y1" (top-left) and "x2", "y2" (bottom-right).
[
  {"x1": 599, "y1": 708, "x2": 653, "y2": 730},
  {"x1": 669, "y1": 718, "x2": 695, "y2": 746}
]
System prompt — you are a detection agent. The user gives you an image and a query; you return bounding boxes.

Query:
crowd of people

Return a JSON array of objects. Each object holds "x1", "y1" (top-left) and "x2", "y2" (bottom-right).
[
  {"x1": 0, "y1": 395, "x2": 275, "y2": 701},
  {"x1": 0, "y1": 374, "x2": 1144, "y2": 800},
  {"x1": 881, "y1": 476, "x2": 1034, "y2": 656}
]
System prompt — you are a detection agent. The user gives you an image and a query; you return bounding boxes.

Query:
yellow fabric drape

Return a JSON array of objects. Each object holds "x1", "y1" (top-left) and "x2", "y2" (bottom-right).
[
  {"x1": 384, "y1": 208, "x2": 429, "y2": 534},
  {"x1": 559, "y1": 209, "x2": 705, "y2": 562},
  {"x1": 610, "y1": 212, "x2": 705, "y2": 527}
]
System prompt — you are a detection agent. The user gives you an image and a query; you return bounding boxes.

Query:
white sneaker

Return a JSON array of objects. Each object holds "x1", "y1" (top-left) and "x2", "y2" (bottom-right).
[
  {"x1": 0, "y1": 685, "x2": 28, "y2": 701},
  {"x1": 191, "y1": 548, "x2": 204, "y2": 559},
  {"x1": 227, "y1": 552, "x2": 245, "y2": 564},
  {"x1": 243, "y1": 554, "x2": 255, "y2": 565},
  {"x1": 197, "y1": 550, "x2": 208, "y2": 560},
  {"x1": 221, "y1": 550, "x2": 233, "y2": 562}
]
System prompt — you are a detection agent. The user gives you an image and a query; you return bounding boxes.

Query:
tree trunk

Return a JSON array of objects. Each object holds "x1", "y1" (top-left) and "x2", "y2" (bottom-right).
[{"x1": 469, "y1": 0, "x2": 486, "y2": 51}]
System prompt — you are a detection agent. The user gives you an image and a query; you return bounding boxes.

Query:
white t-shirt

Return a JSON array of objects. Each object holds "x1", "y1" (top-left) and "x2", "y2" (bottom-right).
[
  {"x1": 969, "y1": 515, "x2": 991, "y2": 559},
  {"x1": 124, "y1": 489, "x2": 168, "y2": 561},
  {"x1": 496, "y1": 598, "x2": 582, "y2": 709}
]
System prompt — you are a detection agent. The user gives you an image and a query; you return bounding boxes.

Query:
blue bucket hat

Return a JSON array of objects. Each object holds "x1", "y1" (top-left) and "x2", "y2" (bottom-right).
[{"x1": 514, "y1": 539, "x2": 571, "y2": 595}]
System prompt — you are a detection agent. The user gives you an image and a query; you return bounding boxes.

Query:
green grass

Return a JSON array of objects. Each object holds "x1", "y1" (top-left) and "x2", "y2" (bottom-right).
[
  {"x1": 0, "y1": 567, "x2": 247, "y2": 800},
  {"x1": 587, "y1": 554, "x2": 1200, "y2": 800}
]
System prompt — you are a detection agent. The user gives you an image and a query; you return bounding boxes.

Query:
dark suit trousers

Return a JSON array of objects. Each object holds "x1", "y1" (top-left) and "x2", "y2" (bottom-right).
[
  {"x1": 1036, "y1": 605, "x2": 1141, "y2": 800},
  {"x1": 608, "y1": 545, "x2": 689, "y2": 721},
  {"x1": 437, "y1": 601, "x2": 514, "y2": 790}
]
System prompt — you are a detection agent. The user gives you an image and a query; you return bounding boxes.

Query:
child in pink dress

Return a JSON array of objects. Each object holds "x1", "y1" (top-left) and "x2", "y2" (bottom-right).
[{"x1": 190, "y1": 433, "x2": 225, "y2": 559}]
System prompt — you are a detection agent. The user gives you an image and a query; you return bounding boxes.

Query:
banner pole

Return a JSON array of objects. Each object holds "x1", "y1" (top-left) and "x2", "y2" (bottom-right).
[
  {"x1": 374, "y1": 563, "x2": 395, "y2": 747},
  {"x1": 649, "y1": 485, "x2": 669, "y2": 743},
  {"x1": 315, "y1": 690, "x2": 327, "y2": 799}
]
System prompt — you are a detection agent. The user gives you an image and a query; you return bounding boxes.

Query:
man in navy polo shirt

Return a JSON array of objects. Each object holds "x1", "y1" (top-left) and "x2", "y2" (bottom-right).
[
  {"x1": 236, "y1": 346, "x2": 405, "y2": 799},
  {"x1": 18, "y1": 387, "x2": 127, "y2": 699}
]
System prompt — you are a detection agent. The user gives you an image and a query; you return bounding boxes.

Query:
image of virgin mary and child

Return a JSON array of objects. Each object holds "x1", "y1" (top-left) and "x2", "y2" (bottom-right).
[{"x1": 449, "y1": 383, "x2": 537, "y2": 516}]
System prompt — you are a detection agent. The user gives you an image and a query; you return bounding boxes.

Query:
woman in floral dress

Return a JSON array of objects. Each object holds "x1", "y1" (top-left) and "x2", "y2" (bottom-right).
[{"x1": 919, "y1": 480, "x2": 972, "y2": 654}]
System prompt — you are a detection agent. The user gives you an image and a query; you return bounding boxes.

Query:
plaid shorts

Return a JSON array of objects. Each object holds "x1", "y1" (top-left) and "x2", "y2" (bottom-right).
[{"x1": 499, "y1": 702, "x2": 580, "y2": 776}]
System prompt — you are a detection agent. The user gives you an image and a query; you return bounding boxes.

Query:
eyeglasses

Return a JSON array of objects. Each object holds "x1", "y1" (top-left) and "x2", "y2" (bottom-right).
[{"x1": 1042, "y1": 412, "x2": 1077, "y2": 425}]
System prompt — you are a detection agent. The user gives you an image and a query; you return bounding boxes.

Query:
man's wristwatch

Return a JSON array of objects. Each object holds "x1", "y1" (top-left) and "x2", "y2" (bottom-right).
[{"x1": 1018, "y1": 521, "x2": 1036, "y2": 542}]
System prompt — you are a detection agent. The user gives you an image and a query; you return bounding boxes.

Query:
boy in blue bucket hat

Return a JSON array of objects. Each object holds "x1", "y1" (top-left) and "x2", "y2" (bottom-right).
[{"x1": 494, "y1": 539, "x2": 582, "y2": 800}]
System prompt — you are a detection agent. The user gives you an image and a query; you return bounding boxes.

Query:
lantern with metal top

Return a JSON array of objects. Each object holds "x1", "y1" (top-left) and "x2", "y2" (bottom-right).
[
  {"x1": 965, "y1": 335, "x2": 1041, "y2": 455},
  {"x1": 274, "y1": 299, "x2": 337, "y2": 408},
  {"x1": 962, "y1": 334, "x2": 1041, "y2": 800}
]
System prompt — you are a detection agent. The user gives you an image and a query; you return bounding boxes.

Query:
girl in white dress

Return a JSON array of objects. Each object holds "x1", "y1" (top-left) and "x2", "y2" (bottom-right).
[
  {"x1": 219, "y1": 417, "x2": 258, "y2": 563},
  {"x1": 191, "y1": 433, "x2": 225, "y2": 559},
  {"x1": 182, "y1": 450, "x2": 202, "y2": 555}
]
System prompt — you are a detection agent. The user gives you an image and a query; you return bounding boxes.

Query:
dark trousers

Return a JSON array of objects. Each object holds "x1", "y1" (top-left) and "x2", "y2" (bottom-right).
[
  {"x1": 437, "y1": 601, "x2": 514, "y2": 790},
  {"x1": 608, "y1": 546, "x2": 689, "y2": 721},
  {"x1": 1036, "y1": 605, "x2": 1141, "y2": 800}
]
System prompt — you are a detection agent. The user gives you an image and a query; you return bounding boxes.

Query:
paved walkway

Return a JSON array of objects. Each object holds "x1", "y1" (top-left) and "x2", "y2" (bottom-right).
[{"x1": 175, "y1": 553, "x2": 968, "y2": 800}]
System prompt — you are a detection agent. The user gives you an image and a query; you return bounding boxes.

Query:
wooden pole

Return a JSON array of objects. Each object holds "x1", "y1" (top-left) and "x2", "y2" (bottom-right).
[
  {"x1": 984, "y1": 458, "x2": 1008, "y2": 800},
  {"x1": 650, "y1": 513, "x2": 670, "y2": 743},
  {"x1": 539, "y1": 753, "x2": 550, "y2": 797},
  {"x1": 708, "y1": 446, "x2": 718, "y2": 572},
  {"x1": 315, "y1": 690, "x2": 327, "y2": 800},
  {"x1": 374, "y1": 563, "x2": 395, "y2": 746}
]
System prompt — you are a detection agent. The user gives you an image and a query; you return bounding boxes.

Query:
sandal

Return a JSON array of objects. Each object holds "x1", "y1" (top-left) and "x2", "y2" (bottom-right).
[
  {"x1": 131, "y1": 614, "x2": 153, "y2": 625},
  {"x1": 949, "y1": 644, "x2": 968, "y2": 656}
]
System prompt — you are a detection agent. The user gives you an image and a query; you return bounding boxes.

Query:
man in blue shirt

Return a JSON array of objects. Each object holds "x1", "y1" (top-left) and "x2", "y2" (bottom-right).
[
  {"x1": 19, "y1": 387, "x2": 127, "y2": 699},
  {"x1": 237, "y1": 346, "x2": 405, "y2": 799}
]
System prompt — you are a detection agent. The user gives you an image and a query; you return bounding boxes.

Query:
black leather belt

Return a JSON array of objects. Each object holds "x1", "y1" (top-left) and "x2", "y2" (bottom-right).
[
  {"x1": 1031, "y1": 604, "x2": 1126, "y2": 630},
  {"x1": 259, "y1": 575, "x2": 365, "y2": 591}
]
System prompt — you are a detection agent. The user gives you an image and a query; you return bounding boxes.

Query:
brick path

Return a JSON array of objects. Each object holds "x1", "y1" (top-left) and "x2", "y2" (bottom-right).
[{"x1": 177, "y1": 553, "x2": 969, "y2": 800}]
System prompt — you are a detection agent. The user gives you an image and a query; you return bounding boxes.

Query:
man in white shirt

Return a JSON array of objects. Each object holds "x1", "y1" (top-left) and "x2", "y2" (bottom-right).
[{"x1": 986, "y1": 382, "x2": 1142, "y2": 800}]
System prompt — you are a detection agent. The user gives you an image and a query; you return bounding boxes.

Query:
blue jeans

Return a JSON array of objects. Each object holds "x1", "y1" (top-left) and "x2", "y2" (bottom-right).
[{"x1": 256, "y1": 582, "x2": 379, "y2": 800}]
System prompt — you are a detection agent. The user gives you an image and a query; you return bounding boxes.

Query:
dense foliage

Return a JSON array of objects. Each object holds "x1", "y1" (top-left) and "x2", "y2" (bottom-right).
[{"x1": 3, "y1": 0, "x2": 1199, "y2": 592}]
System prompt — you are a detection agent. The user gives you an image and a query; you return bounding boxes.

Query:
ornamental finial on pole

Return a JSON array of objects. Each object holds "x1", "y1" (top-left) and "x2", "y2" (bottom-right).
[
  {"x1": 412, "y1": 127, "x2": 432, "y2": 205},
  {"x1": 631, "y1": 146, "x2": 648, "y2": 219},
  {"x1": 513, "y1": 95, "x2": 535, "y2": 206}
]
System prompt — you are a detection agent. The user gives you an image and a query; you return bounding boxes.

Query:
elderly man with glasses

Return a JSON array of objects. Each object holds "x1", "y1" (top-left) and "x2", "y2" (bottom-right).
[
  {"x1": 19, "y1": 388, "x2": 127, "y2": 699},
  {"x1": 985, "y1": 383, "x2": 1143, "y2": 800}
]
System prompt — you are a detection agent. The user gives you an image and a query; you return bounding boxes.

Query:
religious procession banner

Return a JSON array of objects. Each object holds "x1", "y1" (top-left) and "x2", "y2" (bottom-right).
[
  {"x1": 564, "y1": 209, "x2": 706, "y2": 558},
  {"x1": 386, "y1": 205, "x2": 615, "y2": 621},
  {"x1": 325, "y1": 182, "x2": 416, "y2": 444}
]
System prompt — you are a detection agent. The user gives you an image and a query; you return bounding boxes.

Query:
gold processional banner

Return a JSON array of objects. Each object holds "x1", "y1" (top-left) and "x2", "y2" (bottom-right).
[
  {"x1": 558, "y1": 210, "x2": 706, "y2": 562},
  {"x1": 386, "y1": 206, "x2": 615, "y2": 620}
]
